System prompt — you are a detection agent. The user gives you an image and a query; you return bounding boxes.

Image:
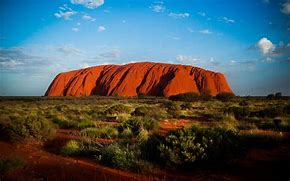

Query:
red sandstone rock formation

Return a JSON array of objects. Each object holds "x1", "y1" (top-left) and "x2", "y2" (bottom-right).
[{"x1": 45, "y1": 62, "x2": 233, "y2": 97}]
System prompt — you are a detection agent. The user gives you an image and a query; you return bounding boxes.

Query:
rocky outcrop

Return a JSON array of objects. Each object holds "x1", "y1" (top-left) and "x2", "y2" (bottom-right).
[{"x1": 45, "y1": 62, "x2": 233, "y2": 97}]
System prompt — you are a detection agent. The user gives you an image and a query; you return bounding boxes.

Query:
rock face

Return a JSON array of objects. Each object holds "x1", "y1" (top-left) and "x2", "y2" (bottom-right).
[{"x1": 45, "y1": 62, "x2": 233, "y2": 97}]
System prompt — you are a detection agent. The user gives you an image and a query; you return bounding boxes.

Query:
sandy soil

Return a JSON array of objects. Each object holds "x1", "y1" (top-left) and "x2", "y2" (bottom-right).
[{"x1": 1, "y1": 120, "x2": 290, "y2": 181}]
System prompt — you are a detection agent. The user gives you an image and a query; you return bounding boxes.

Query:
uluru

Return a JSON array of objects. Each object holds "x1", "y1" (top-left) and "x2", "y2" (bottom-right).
[{"x1": 45, "y1": 62, "x2": 233, "y2": 97}]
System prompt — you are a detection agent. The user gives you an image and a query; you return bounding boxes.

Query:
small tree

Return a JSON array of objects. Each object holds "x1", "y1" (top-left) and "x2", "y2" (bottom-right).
[{"x1": 275, "y1": 92, "x2": 282, "y2": 99}]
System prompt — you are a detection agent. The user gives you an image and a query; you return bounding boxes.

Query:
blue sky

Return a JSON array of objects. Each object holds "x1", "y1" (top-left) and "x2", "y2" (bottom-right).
[{"x1": 0, "y1": 0, "x2": 289, "y2": 96}]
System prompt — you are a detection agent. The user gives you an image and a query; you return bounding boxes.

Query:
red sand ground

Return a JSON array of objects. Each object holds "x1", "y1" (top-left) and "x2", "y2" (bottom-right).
[
  {"x1": 45, "y1": 62, "x2": 233, "y2": 97},
  {"x1": 1, "y1": 120, "x2": 290, "y2": 181}
]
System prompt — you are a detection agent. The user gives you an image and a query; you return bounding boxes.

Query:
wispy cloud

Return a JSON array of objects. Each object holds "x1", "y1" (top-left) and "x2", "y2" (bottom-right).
[
  {"x1": 70, "y1": 0, "x2": 104, "y2": 9},
  {"x1": 56, "y1": 44, "x2": 84, "y2": 55},
  {"x1": 0, "y1": 47, "x2": 52, "y2": 72},
  {"x1": 168, "y1": 12, "x2": 190, "y2": 18},
  {"x1": 98, "y1": 26, "x2": 106, "y2": 32},
  {"x1": 176, "y1": 55, "x2": 200, "y2": 64},
  {"x1": 197, "y1": 12, "x2": 206, "y2": 17},
  {"x1": 218, "y1": 16, "x2": 235, "y2": 24},
  {"x1": 281, "y1": 1, "x2": 290, "y2": 14},
  {"x1": 55, "y1": 4, "x2": 77, "y2": 20},
  {"x1": 55, "y1": 11, "x2": 77, "y2": 20},
  {"x1": 72, "y1": 27, "x2": 79, "y2": 32},
  {"x1": 187, "y1": 28, "x2": 194, "y2": 33},
  {"x1": 82, "y1": 14, "x2": 96, "y2": 21},
  {"x1": 199, "y1": 29, "x2": 212, "y2": 34},
  {"x1": 150, "y1": 1, "x2": 166, "y2": 13}
]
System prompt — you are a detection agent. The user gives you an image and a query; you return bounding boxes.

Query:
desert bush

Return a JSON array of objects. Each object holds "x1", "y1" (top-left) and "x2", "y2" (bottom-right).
[
  {"x1": 51, "y1": 115, "x2": 78, "y2": 129},
  {"x1": 250, "y1": 107, "x2": 284, "y2": 118},
  {"x1": 61, "y1": 140, "x2": 80, "y2": 156},
  {"x1": 266, "y1": 94, "x2": 275, "y2": 99},
  {"x1": 220, "y1": 114, "x2": 239, "y2": 131},
  {"x1": 169, "y1": 92, "x2": 199, "y2": 102},
  {"x1": 119, "y1": 127, "x2": 134, "y2": 139},
  {"x1": 215, "y1": 92, "x2": 235, "y2": 102},
  {"x1": 77, "y1": 120, "x2": 95, "y2": 129},
  {"x1": 7, "y1": 115, "x2": 55, "y2": 140},
  {"x1": 180, "y1": 102, "x2": 192, "y2": 110},
  {"x1": 199, "y1": 93, "x2": 213, "y2": 101},
  {"x1": 159, "y1": 125, "x2": 239, "y2": 166},
  {"x1": 137, "y1": 128, "x2": 149, "y2": 142},
  {"x1": 275, "y1": 92, "x2": 282, "y2": 98},
  {"x1": 227, "y1": 106, "x2": 250, "y2": 119},
  {"x1": 98, "y1": 143, "x2": 139, "y2": 171},
  {"x1": 120, "y1": 117, "x2": 159, "y2": 134},
  {"x1": 81, "y1": 126, "x2": 119, "y2": 139},
  {"x1": 132, "y1": 106, "x2": 150, "y2": 116},
  {"x1": 284, "y1": 105, "x2": 290, "y2": 115},
  {"x1": 105, "y1": 104, "x2": 131, "y2": 115},
  {"x1": 0, "y1": 157, "x2": 25, "y2": 173},
  {"x1": 132, "y1": 106, "x2": 167, "y2": 121},
  {"x1": 137, "y1": 93, "x2": 147, "y2": 99}
]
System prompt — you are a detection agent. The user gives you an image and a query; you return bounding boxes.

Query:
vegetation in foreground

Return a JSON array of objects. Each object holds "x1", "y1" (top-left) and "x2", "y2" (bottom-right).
[{"x1": 0, "y1": 94, "x2": 290, "y2": 179}]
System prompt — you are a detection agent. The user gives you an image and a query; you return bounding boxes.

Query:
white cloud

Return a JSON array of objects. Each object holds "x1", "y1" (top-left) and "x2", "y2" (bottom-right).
[
  {"x1": 229, "y1": 60, "x2": 237, "y2": 66},
  {"x1": 256, "y1": 37, "x2": 275, "y2": 55},
  {"x1": 71, "y1": 0, "x2": 104, "y2": 9},
  {"x1": 281, "y1": 1, "x2": 290, "y2": 14},
  {"x1": 199, "y1": 29, "x2": 212, "y2": 34},
  {"x1": 54, "y1": 11, "x2": 77, "y2": 20},
  {"x1": 219, "y1": 16, "x2": 235, "y2": 24},
  {"x1": 56, "y1": 44, "x2": 84, "y2": 55},
  {"x1": 168, "y1": 12, "x2": 190, "y2": 18},
  {"x1": 187, "y1": 28, "x2": 194, "y2": 33},
  {"x1": 150, "y1": 3, "x2": 166, "y2": 13},
  {"x1": 82, "y1": 14, "x2": 96, "y2": 21},
  {"x1": 176, "y1": 55, "x2": 200, "y2": 64},
  {"x1": 171, "y1": 36, "x2": 180, "y2": 40},
  {"x1": 72, "y1": 27, "x2": 79, "y2": 32},
  {"x1": 0, "y1": 60, "x2": 24, "y2": 67},
  {"x1": 80, "y1": 63, "x2": 90, "y2": 68},
  {"x1": 98, "y1": 26, "x2": 106, "y2": 32},
  {"x1": 197, "y1": 12, "x2": 206, "y2": 17}
]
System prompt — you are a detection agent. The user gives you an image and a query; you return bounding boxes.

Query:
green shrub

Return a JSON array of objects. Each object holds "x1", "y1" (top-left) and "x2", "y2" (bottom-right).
[
  {"x1": 137, "y1": 93, "x2": 147, "y2": 99},
  {"x1": 227, "y1": 106, "x2": 250, "y2": 119},
  {"x1": 199, "y1": 93, "x2": 213, "y2": 101},
  {"x1": 105, "y1": 104, "x2": 131, "y2": 115},
  {"x1": 275, "y1": 92, "x2": 282, "y2": 98},
  {"x1": 119, "y1": 127, "x2": 134, "y2": 139},
  {"x1": 250, "y1": 107, "x2": 284, "y2": 118},
  {"x1": 81, "y1": 126, "x2": 119, "y2": 139},
  {"x1": 169, "y1": 92, "x2": 199, "y2": 102},
  {"x1": 61, "y1": 140, "x2": 80, "y2": 156},
  {"x1": 120, "y1": 117, "x2": 159, "y2": 134},
  {"x1": 159, "y1": 125, "x2": 239, "y2": 166},
  {"x1": 98, "y1": 143, "x2": 139, "y2": 171},
  {"x1": 216, "y1": 92, "x2": 235, "y2": 102},
  {"x1": 77, "y1": 120, "x2": 95, "y2": 129},
  {"x1": 0, "y1": 157, "x2": 25, "y2": 173},
  {"x1": 266, "y1": 94, "x2": 275, "y2": 99},
  {"x1": 9, "y1": 115, "x2": 55, "y2": 140},
  {"x1": 52, "y1": 116, "x2": 78, "y2": 129},
  {"x1": 284, "y1": 105, "x2": 290, "y2": 115},
  {"x1": 180, "y1": 102, "x2": 192, "y2": 110},
  {"x1": 132, "y1": 106, "x2": 150, "y2": 116},
  {"x1": 137, "y1": 128, "x2": 149, "y2": 142}
]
